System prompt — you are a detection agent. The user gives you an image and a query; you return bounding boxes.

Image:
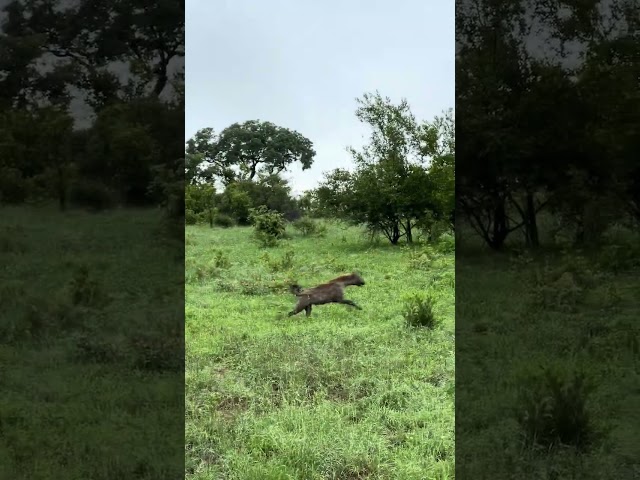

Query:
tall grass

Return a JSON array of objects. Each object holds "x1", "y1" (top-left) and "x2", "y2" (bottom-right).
[
  {"x1": 0, "y1": 205, "x2": 184, "y2": 479},
  {"x1": 186, "y1": 221, "x2": 455, "y2": 479}
]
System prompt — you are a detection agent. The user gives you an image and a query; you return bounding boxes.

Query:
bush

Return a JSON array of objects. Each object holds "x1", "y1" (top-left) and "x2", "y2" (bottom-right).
[
  {"x1": 0, "y1": 167, "x2": 27, "y2": 204},
  {"x1": 407, "y1": 246, "x2": 437, "y2": 270},
  {"x1": 514, "y1": 366, "x2": 596, "y2": 451},
  {"x1": 185, "y1": 209, "x2": 197, "y2": 225},
  {"x1": 195, "y1": 210, "x2": 211, "y2": 225},
  {"x1": 68, "y1": 180, "x2": 117, "y2": 210},
  {"x1": 212, "y1": 250, "x2": 231, "y2": 269},
  {"x1": 416, "y1": 215, "x2": 451, "y2": 242},
  {"x1": 185, "y1": 183, "x2": 216, "y2": 214},
  {"x1": 435, "y1": 232, "x2": 455, "y2": 254},
  {"x1": 68, "y1": 264, "x2": 109, "y2": 308},
  {"x1": 292, "y1": 217, "x2": 327, "y2": 237},
  {"x1": 402, "y1": 294, "x2": 440, "y2": 329},
  {"x1": 249, "y1": 206, "x2": 286, "y2": 247},
  {"x1": 596, "y1": 234, "x2": 640, "y2": 272},
  {"x1": 214, "y1": 214, "x2": 234, "y2": 228},
  {"x1": 261, "y1": 249, "x2": 295, "y2": 272}
]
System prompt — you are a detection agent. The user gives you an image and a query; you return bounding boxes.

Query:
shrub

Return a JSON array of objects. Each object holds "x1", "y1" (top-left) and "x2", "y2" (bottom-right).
[
  {"x1": 0, "y1": 167, "x2": 27, "y2": 204},
  {"x1": 435, "y1": 232, "x2": 455, "y2": 254},
  {"x1": 68, "y1": 264, "x2": 109, "y2": 308},
  {"x1": 185, "y1": 209, "x2": 197, "y2": 225},
  {"x1": 402, "y1": 293, "x2": 439, "y2": 329},
  {"x1": 192, "y1": 262, "x2": 221, "y2": 283},
  {"x1": 597, "y1": 243, "x2": 640, "y2": 272},
  {"x1": 212, "y1": 250, "x2": 231, "y2": 269},
  {"x1": 292, "y1": 217, "x2": 326, "y2": 237},
  {"x1": 261, "y1": 249, "x2": 295, "y2": 272},
  {"x1": 185, "y1": 183, "x2": 216, "y2": 216},
  {"x1": 417, "y1": 216, "x2": 450, "y2": 242},
  {"x1": 213, "y1": 214, "x2": 234, "y2": 228},
  {"x1": 195, "y1": 210, "x2": 211, "y2": 225},
  {"x1": 68, "y1": 180, "x2": 117, "y2": 211},
  {"x1": 249, "y1": 206, "x2": 286, "y2": 247},
  {"x1": 514, "y1": 366, "x2": 596, "y2": 451},
  {"x1": 531, "y1": 268, "x2": 584, "y2": 312},
  {"x1": 407, "y1": 246, "x2": 436, "y2": 270}
]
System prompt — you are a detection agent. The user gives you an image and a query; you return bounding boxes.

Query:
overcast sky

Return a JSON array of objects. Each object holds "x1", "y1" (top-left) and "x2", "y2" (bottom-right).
[{"x1": 186, "y1": 0, "x2": 454, "y2": 195}]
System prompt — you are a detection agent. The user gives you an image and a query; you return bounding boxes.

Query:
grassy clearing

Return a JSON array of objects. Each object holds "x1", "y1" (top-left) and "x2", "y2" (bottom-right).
[
  {"x1": 185, "y1": 221, "x2": 455, "y2": 479},
  {"x1": 456, "y1": 243, "x2": 640, "y2": 478},
  {"x1": 0, "y1": 205, "x2": 184, "y2": 479}
]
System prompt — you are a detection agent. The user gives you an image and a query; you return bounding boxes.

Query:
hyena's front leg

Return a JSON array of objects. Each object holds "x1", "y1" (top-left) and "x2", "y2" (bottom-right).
[
  {"x1": 340, "y1": 299, "x2": 362, "y2": 310},
  {"x1": 288, "y1": 301, "x2": 307, "y2": 317},
  {"x1": 305, "y1": 305, "x2": 312, "y2": 317}
]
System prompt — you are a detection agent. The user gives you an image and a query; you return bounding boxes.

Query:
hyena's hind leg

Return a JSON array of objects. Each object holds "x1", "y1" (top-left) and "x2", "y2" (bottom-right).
[{"x1": 340, "y1": 299, "x2": 362, "y2": 310}]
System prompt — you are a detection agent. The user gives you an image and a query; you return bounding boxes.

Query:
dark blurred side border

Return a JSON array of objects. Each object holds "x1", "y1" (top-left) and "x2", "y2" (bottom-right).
[
  {"x1": 456, "y1": 0, "x2": 639, "y2": 478},
  {"x1": 0, "y1": 1, "x2": 185, "y2": 478}
]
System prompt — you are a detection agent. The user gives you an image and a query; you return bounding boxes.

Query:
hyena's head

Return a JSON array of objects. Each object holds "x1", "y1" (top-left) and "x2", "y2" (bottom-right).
[{"x1": 349, "y1": 272, "x2": 365, "y2": 286}]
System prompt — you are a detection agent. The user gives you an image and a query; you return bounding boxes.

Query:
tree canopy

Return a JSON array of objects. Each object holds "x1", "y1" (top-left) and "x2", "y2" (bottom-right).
[
  {"x1": 456, "y1": 0, "x2": 639, "y2": 249},
  {"x1": 0, "y1": 0, "x2": 184, "y2": 211},
  {"x1": 186, "y1": 120, "x2": 316, "y2": 184},
  {"x1": 315, "y1": 92, "x2": 454, "y2": 244}
]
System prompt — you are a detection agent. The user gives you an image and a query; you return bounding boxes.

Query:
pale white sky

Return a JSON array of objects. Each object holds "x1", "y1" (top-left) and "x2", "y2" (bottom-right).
[{"x1": 186, "y1": 0, "x2": 454, "y2": 195}]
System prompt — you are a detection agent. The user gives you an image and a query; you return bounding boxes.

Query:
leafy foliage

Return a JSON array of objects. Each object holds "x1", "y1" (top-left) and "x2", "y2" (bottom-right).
[
  {"x1": 186, "y1": 120, "x2": 316, "y2": 184},
  {"x1": 402, "y1": 293, "x2": 440, "y2": 329},
  {"x1": 514, "y1": 367, "x2": 596, "y2": 451},
  {"x1": 216, "y1": 175, "x2": 300, "y2": 224},
  {"x1": 248, "y1": 206, "x2": 287, "y2": 247},
  {"x1": 292, "y1": 217, "x2": 327, "y2": 237},
  {"x1": 315, "y1": 93, "x2": 453, "y2": 244},
  {"x1": 456, "y1": 0, "x2": 639, "y2": 250},
  {"x1": 0, "y1": 1, "x2": 184, "y2": 212},
  {"x1": 185, "y1": 183, "x2": 216, "y2": 220}
]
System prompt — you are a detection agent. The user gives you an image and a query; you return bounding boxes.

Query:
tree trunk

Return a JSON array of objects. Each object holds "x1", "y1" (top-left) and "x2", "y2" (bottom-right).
[
  {"x1": 525, "y1": 192, "x2": 539, "y2": 248},
  {"x1": 153, "y1": 72, "x2": 168, "y2": 97},
  {"x1": 153, "y1": 56, "x2": 171, "y2": 97},
  {"x1": 575, "y1": 216, "x2": 585, "y2": 245},
  {"x1": 489, "y1": 202, "x2": 508, "y2": 250},
  {"x1": 248, "y1": 163, "x2": 258, "y2": 181},
  {"x1": 56, "y1": 164, "x2": 67, "y2": 211},
  {"x1": 405, "y1": 219, "x2": 413, "y2": 244},
  {"x1": 391, "y1": 222, "x2": 401, "y2": 244}
]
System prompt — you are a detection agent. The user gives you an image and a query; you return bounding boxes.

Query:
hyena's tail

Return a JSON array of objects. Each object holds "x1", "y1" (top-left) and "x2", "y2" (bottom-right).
[{"x1": 289, "y1": 284, "x2": 302, "y2": 295}]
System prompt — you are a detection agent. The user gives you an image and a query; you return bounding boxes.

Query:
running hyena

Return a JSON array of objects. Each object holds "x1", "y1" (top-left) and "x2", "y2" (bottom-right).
[{"x1": 287, "y1": 272, "x2": 366, "y2": 317}]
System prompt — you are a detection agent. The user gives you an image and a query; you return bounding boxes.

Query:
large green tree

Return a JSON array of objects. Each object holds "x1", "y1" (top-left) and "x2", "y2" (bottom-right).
[
  {"x1": 456, "y1": 0, "x2": 639, "y2": 249},
  {"x1": 0, "y1": 0, "x2": 184, "y2": 109},
  {"x1": 0, "y1": 0, "x2": 184, "y2": 210},
  {"x1": 316, "y1": 92, "x2": 452, "y2": 244},
  {"x1": 187, "y1": 120, "x2": 316, "y2": 184}
]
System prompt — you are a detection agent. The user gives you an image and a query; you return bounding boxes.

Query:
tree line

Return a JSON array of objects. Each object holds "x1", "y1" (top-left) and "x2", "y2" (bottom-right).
[
  {"x1": 0, "y1": 1, "x2": 184, "y2": 217},
  {"x1": 186, "y1": 92, "x2": 455, "y2": 245},
  {"x1": 456, "y1": 0, "x2": 639, "y2": 250}
]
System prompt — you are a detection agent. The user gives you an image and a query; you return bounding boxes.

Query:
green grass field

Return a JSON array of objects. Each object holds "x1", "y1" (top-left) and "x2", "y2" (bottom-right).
[
  {"x1": 185, "y1": 222, "x2": 455, "y2": 479},
  {"x1": 0, "y1": 206, "x2": 184, "y2": 479},
  {"x1": 456, "y1": 243, "x2": 640, "y2": 478}
]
